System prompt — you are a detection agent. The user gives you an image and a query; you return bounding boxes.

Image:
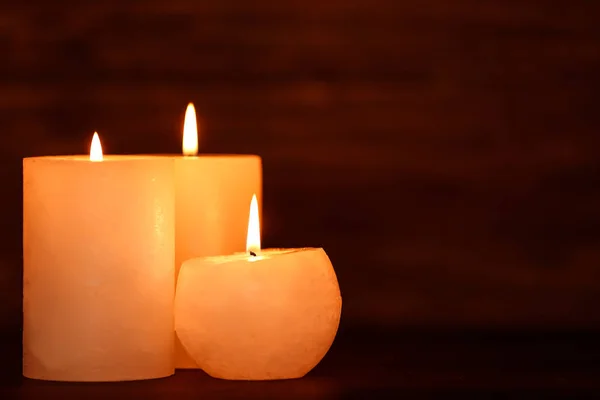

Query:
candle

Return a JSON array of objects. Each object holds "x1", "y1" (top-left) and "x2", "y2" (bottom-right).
[
  {"x1": 174, "y1": 104, "x2": 262, "y2": 368},
  {"x1": 175, "y1": 195, "x2": 342, "y2": 380},
  {"x1": 23, "y1": 133, "x2": 175, "y2": 382}
]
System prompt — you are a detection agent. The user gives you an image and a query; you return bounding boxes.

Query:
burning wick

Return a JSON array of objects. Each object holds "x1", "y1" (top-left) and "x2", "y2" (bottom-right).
[{"x1": 246, "y1": 194, "x2": 260, "y2": 258}]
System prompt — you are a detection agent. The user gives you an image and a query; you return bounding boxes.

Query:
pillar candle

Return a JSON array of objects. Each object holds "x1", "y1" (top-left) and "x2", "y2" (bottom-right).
[
  {"x1": 173, "y1": 104, "x2": 262, "y2": 368},
  {"x1": 175, "y1": 195, "x2": 342, "y2": 380},
  {"x1": 23, "y1": 133, "x2": 175, "y2": 382}
]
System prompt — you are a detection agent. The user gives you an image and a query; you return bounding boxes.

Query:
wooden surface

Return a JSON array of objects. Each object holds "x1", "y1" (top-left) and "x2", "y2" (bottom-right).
[
  {"x1": 3, "y1": 327, "x2": 600, "y2": 397},
  {"x1": 1, "y1": 0, "x2": 600, "y2": 335}
]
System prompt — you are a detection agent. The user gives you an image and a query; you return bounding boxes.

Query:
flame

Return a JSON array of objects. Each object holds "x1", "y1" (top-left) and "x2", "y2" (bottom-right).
[
  {"x1": 90, "y1": 132, "x2": 103, "y2": 162},
  {"x1": 246, "y1": 194, "x2": 261, "y2": 255},
  {"x1": 182, "y1": 103, "x2": 198, "y2": 156}
]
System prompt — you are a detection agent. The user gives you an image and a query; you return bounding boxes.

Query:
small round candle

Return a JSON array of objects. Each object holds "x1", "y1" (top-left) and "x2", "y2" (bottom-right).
[
  {"x1": 23, "y1": 133, "x2": 175, "y2": 382},
  {"x1": 175, "y1": 195, "x2": 342, "y2": 380}
]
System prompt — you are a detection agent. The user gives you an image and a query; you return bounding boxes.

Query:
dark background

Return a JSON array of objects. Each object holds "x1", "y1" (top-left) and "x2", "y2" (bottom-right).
[{"x1": 2, "y1": 0, "x2": 600, "y2": 395}]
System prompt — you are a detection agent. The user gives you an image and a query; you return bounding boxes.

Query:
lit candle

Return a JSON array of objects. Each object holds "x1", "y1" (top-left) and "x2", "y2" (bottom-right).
[
  {"x1": 175, "y1": 194, "x2": 341, "y2": 380},
  {"x1": 23, "y1": 133, "x2": 175, "y2": 381},
  {"x1": 174, "y1": 103, "x2": 262, "y2": 368}
]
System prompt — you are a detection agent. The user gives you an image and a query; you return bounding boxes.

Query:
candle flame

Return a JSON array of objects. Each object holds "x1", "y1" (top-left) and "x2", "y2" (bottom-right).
[
  {"x1": 182, "y1": 102, "x2": 198, "y2": 156},
  {"x1": 246, "y1": 194, "x2": 261, "y2": 255},
  {"x1": 90, "y1": 132, "x2": 103, "y2": 162}
]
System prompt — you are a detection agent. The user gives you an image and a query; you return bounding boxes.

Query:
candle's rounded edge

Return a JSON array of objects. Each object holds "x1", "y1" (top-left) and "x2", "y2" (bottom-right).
[
  {"x1": 23, "y1": 154, "x2": 262, "y2": 166},
  {"x1": 131, "y1": 153, "x2": 261, "y2": 158},
  {"x1": 22, "y1": 369, "x2": 175, "y2": 382},
  {"x1": 203, "y1": 368, "x2": 308, "y2": 381},
  {"x1": 172, "y1": 154, "x2": 262, "y2": 163},
  {"x1": 182, "y1": 153, "x2": 261, "y2": 160},
  {"x1": 22, "y1": 155, "x2": 179, "y2": 163},
  {"x1": 180, "y1": 247, "x2": 324, "y2": 268}
]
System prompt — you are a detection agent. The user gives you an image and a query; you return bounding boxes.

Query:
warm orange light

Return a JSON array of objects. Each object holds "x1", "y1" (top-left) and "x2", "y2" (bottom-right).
[
  {"x1": 90, "y1": 132, "x2": 103, "y2": 162},
  {"x1": 182, "y1": 103, "x2": 198, "y2": 156},
  {"x1": 246, "y1": 194, "x2": 260, "y2": 255}
]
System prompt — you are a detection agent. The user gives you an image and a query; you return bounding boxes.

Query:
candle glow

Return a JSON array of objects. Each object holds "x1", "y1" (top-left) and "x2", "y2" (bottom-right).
[{"x1": 182, "y1": 103, "x2": 198, "y2": 156}]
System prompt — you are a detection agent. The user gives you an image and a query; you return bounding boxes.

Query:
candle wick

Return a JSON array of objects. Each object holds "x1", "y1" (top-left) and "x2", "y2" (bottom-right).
[{"x1": 249, "y1": 251, "x2": 257, "y2": 257}]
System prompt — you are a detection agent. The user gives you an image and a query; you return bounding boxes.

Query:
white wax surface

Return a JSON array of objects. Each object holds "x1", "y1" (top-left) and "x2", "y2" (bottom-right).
[
  {"x1": 173, "y1": 155, "x2": 262, "y2": 368},
  {"x1": 23, "y1": 156, "x2": 175, "y2": 381},
  {"x1": 175, "y1": 248, "x2": 342, "y2": 380}
]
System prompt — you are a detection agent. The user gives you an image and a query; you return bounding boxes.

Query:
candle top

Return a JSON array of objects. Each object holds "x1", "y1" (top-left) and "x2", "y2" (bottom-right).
[
  {"x1": 189, "y1": 248, "x2": 322, "y2": 265},
  {"x1": 147, "y1": 154, "x2": 261, "y2": 159},
  {"x1": 23, "y1": 154, "x2": 261, "y2": 161},
  {"x1": 23, "y1": 155, "x2": 184, "y2": 162}
]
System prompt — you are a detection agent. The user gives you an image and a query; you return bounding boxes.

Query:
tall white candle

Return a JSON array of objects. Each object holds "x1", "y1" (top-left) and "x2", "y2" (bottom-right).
[
  {"x1": 23, "y1": 133, "x2": 175, "y2": 381},
  {"x1": 173, "y1": 104, "x2": 262, "y2": 368}
]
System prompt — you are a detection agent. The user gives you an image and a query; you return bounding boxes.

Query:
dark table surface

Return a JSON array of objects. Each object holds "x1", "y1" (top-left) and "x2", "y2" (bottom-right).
[{"x1": 2, "y1": 326, "x2": 600, "y2": 399}]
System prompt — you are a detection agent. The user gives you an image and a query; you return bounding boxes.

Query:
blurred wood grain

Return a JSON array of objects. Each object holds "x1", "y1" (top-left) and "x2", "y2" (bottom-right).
[{"x1": 1, "y1": 0, "x2": 600, "y2": 330}]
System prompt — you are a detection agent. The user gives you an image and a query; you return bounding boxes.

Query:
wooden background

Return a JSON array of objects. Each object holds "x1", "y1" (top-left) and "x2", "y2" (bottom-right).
[{"x1": 1, "y1": 0, "x2": 600, "y2": 335}]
